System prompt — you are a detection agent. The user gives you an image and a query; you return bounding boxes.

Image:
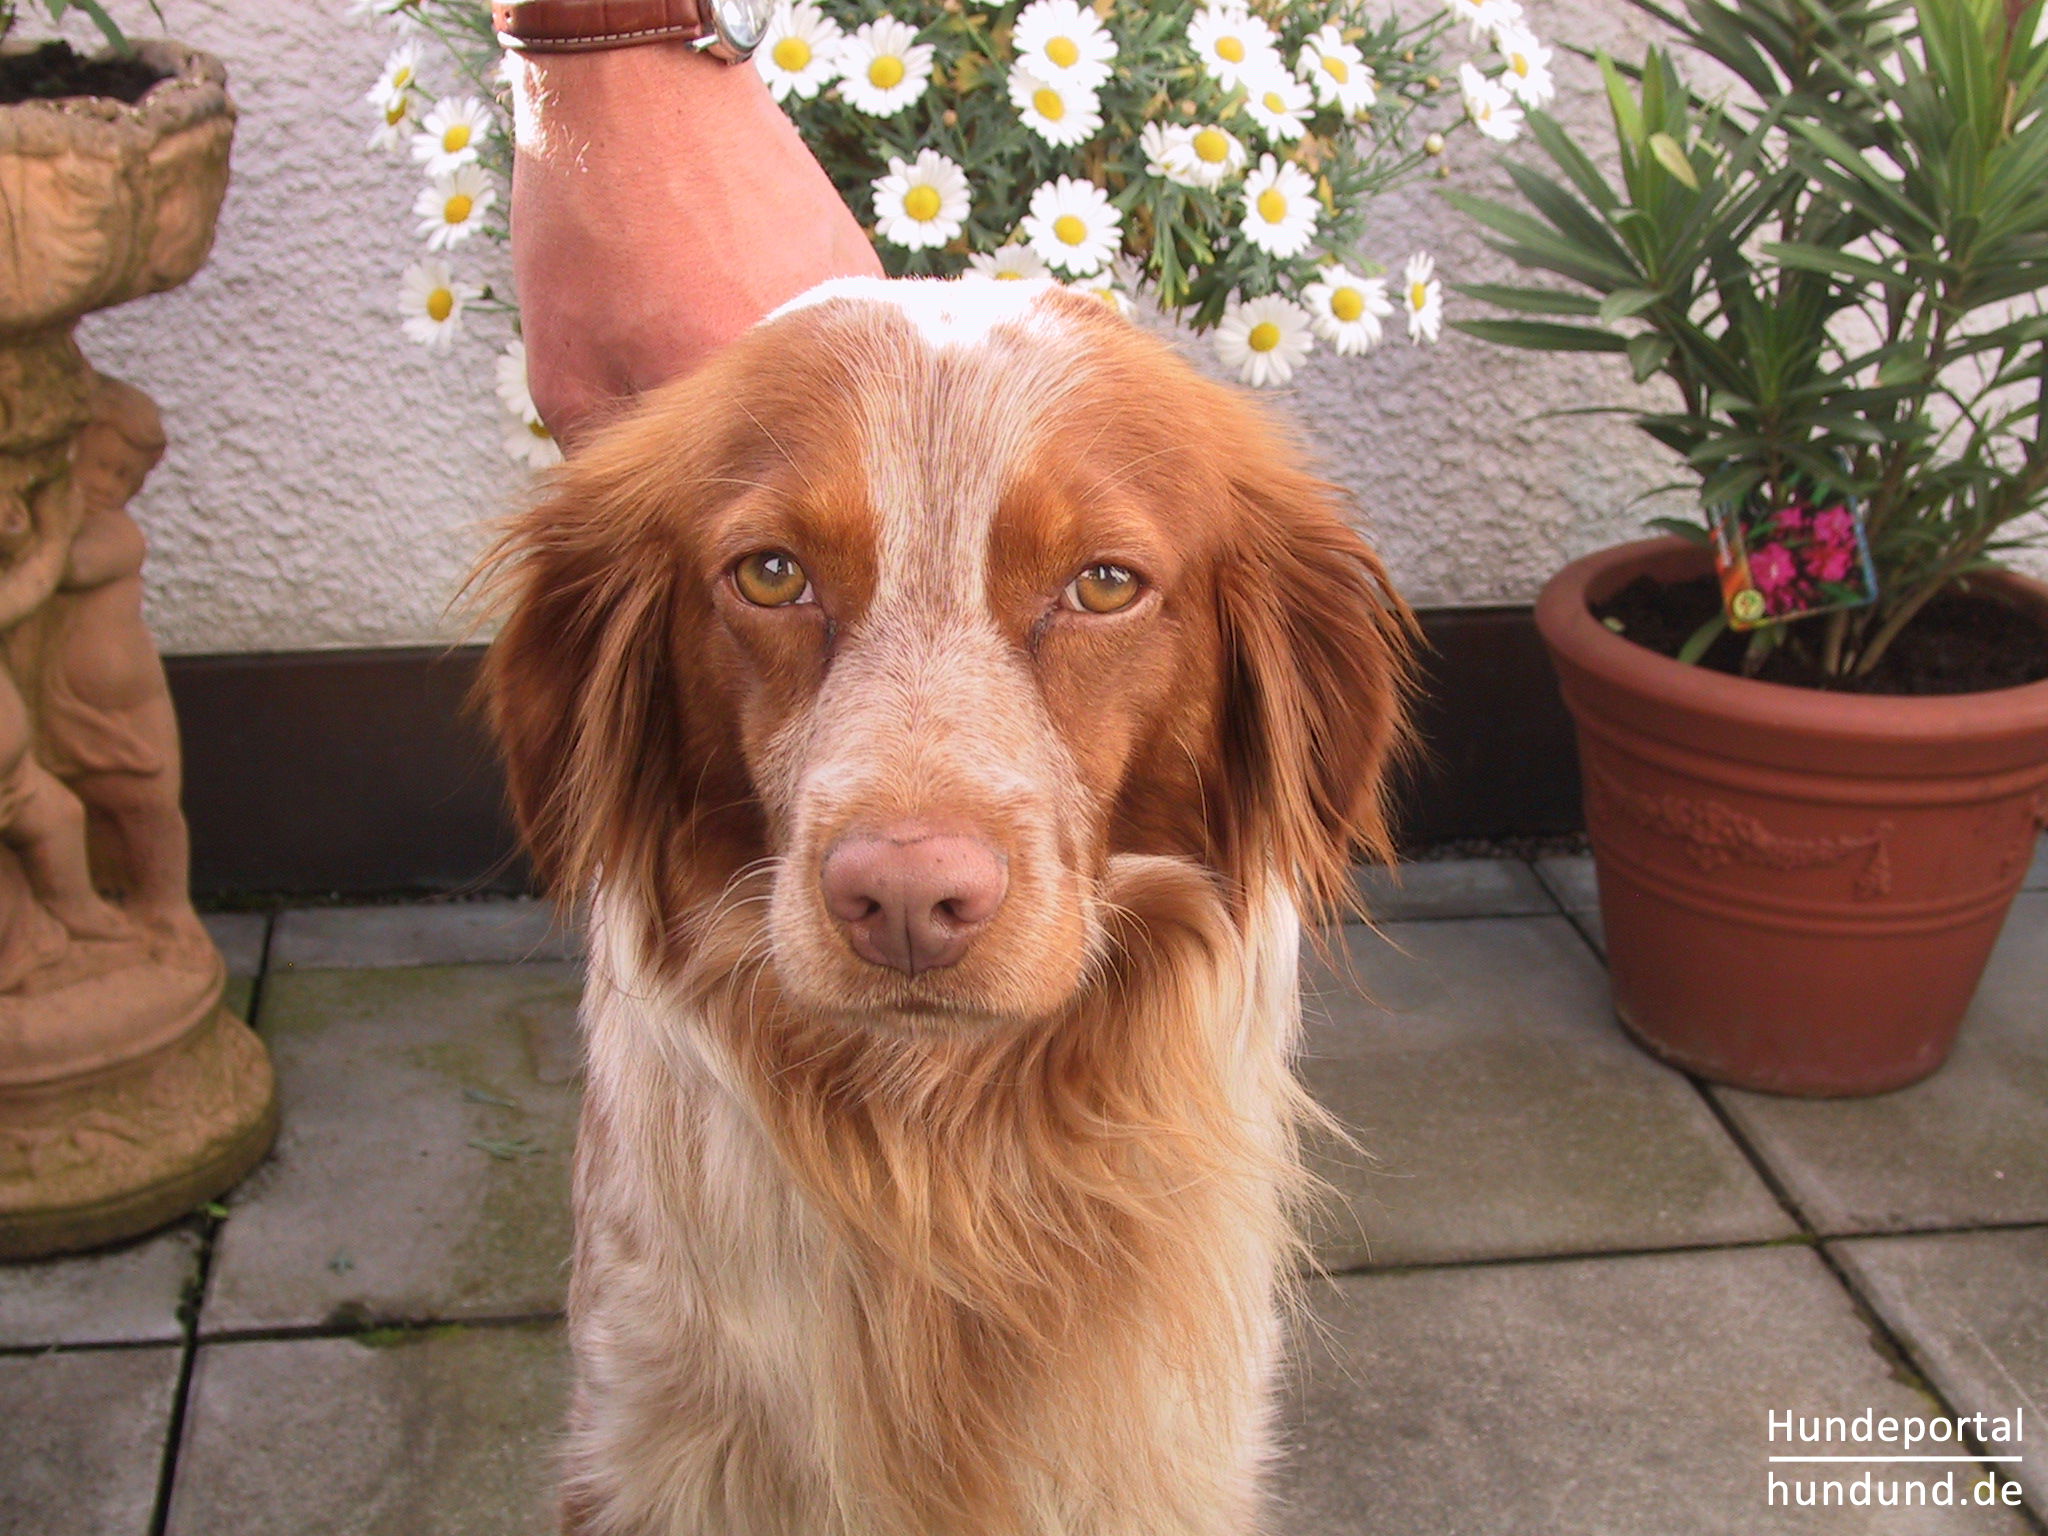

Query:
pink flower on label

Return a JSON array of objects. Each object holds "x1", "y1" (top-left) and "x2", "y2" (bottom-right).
[
  {"x1": 1772, "y1": 503, "x2": 1809, "y2": 533},
  {"x1": 1812, "y1": 505, "x2": 1856, "y2": 548},
  {"x1": 1805, "y1": 543, "x2": 1854, "y2": 584},
  {"x1": 1749, "y1": 542, "x2": 1798, "y2": 597}
]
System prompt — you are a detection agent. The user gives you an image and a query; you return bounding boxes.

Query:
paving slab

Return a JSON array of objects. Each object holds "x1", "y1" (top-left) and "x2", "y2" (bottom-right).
[
  {"x1": 200, "y1": 912, "x2": 268, "y2": 977},
  {"x1": 1534, "y1": 852, "x2": 1601, "y2": 913},
  {"x1": 165, "y1": 1323, "x2": 569, "y2": 1536},
  {"x1": 0, "y1": 1224, "x2": 199, "y2": 1347},
  {"x1": 203, "y1": 964, "x2": 582, "y2": 1332},
  {"x1": 0, "y1": 1344, "x2": 180, "y2": 1536},
  {"x1": 1350, "y1": 857, "x2": 1554, "y2": 922},
  {"x1": 1299, "y1": 916, "x2": 1792, "y2": 1269},
  {"x1": 271, "y1": 899, "x2": 580, "y2": 971},
  {"x1": 1274, "y1": 1245, "x2": 2030, "y2": 1536},
  {"x1": 1833, "y1": 1229, "x2": 2047, "y2": 1524},
  {"x1": 1714, "y1": 893, "x2": 2048, "y2": 1234}
]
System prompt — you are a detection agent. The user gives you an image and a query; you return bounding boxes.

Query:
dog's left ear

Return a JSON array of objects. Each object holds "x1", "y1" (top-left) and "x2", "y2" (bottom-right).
[{"x1": 1210, "y1": 419, "x2": 1416, "y2": 921}]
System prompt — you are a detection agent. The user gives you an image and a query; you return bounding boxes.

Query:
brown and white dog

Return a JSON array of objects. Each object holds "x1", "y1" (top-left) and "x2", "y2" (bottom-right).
[{"x1": 477, "y1": 278, "x2": 1412, "y2": 1536}]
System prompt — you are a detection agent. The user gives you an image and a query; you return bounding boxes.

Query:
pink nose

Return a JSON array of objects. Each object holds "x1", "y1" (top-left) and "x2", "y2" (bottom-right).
[{"x1": 819, "y1": 824, "x2": 1009, "y2": 975}]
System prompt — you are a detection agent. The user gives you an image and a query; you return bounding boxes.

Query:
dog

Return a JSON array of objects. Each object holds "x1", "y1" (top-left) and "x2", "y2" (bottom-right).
[{"x1": 477, "y1": 277, "x2": 1412, "y2": 1536}]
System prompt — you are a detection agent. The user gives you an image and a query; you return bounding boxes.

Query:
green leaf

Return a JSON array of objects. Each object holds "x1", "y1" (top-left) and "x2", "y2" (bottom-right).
[
  {"x1": 1453, "y1": 282, "x2": 1602, "y2": 316},
  {"x1": 1451, "y1": 318, "x2": 1631, "y2": 351},
  {"x1": 1598, "y1": 288, "x2": 1662, "y2": 323},
  {"x1": 1647, "y1": 132, "x2": 1701, "y2": 188},
  {"x1": 1628, "y1": 332, "x2": 1676, "y2": 380},
  {"x1": 1647, "y1": 516, "x2": 1714, "y2": 544},
  {"x1": 1676, "y1": 611, "x2": 1729, "y2": 665}
]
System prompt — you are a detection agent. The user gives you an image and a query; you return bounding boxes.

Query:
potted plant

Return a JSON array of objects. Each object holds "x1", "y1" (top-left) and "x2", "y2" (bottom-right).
[
  {"x1": 0, "y1": 4, "x2": 272, "y2": 1257},
  {"x1": 1450, "y1": 0, "x2": 2048, "y2": 1095}
]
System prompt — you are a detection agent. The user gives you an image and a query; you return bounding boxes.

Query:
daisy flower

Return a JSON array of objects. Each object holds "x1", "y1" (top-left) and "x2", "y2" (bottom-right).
[
  {"x1": 1141, "y1": 121, "x2": 1195, "y2": 182},
  {"x1": 496, "y1": 341, "x2": 563, "y2": 471},
  {"x1": 398, "y1": 259, "x2": 480, "y2": 350},
  {"x1": 413, "y1": 164, "x2": 495, "y2": 250},
  {"x1": 1240, "y1": 154, "x2": 1319, "y2": 258},
  {"x1": 1296, "y1": 25, "x2": 1377, "y2": 116},
  {"x1": 1494, "y1": 23, "x2": 1556, "y2": 108},
  {"x1": 1304, "y1": 264, "x2": 1393, "y2": 355},
  {"x1": 1179, "y1": 123, "x2": 1249, "y2": 186},
  {"x1": 1445, "y1": 0, "x2": 1523, "y2": 42},
  {"x1": 1022, "y1": 176, "x2": 1122, "y2": 276},
  {"x1": 758, "y1": 2, "x2": 843, "y2": 102},
  {"x1": 871, "y1": 150, "x2": 969, "y2": 251},
  {"x1": 1067, "y1": 271, "x2": 1133, "y2": 318},
  {"x1": 1243, "y1": 69, "x2": 1313, "y2": 142},
  {"x1": 1459, "y1": 61, "x2": 1523, "y2": 143},
  {"x1": 367, "y1": 91, "x2": 416, "y2": 154},
  {"x1": 411, "y1": 96, "x2": 492, "y2": 176},
  {"x1": 1215, "y1": 295, "x2": 1314, "y2": 387},
  {"x1": 1013, "y1": 0, "x2": 1117, "y2": 91},
  {"x1": 1009, "y1": 67, "x2": 1103, "y2": 148},
  {"x1": 1187, "y1": 6, "x2": 1282, "y2": 92},
  {"x1": 364, "y1": 41, "x2": 423, "y2": 111},
  {"x1": 1402, "y1": 251, "x2": 1444, "y2": 344},
  {"x1": 967, "y1": 244, "x2": 1050, "y2": 281},
  {"x1": 838, "y1": 16, "x2": 934, "y2": 117}
]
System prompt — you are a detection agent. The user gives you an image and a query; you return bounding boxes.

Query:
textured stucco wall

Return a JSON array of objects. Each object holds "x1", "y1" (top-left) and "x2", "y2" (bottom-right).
[{"x1": 68, "y1": 0, "x2": 1694, "y2": 653}]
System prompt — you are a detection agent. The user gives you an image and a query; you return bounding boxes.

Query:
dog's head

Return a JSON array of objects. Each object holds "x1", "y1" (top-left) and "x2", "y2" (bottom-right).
[{"x1": 480, "y1": 279, "x2": 1411, "y2": 1028}]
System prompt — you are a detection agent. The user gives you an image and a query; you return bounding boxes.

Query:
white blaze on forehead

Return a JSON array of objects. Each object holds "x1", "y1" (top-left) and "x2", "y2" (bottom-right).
[{"x1": 765, "y1": 277, "x2": 1096, "y2": 616}]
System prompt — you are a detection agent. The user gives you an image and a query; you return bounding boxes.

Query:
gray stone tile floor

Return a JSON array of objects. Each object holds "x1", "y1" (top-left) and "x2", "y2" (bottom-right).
[{"x1": 3, "y1": 845, "x2": 2043, "y2": 1534}]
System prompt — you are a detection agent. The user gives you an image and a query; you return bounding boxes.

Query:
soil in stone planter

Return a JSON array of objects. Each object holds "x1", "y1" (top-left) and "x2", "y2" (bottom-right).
[
  {"x1": 0, "y1": 42, "x2": 164, "y2": 106},
  {"x1": 1594, "y1": 574, "x2": 2048, "y2": 695}
]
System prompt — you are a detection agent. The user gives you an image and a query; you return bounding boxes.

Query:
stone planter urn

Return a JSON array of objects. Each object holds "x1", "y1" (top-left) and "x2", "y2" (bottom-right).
[{"x1": 0, "y1": 41, "x2": 273, "y2": 1258}]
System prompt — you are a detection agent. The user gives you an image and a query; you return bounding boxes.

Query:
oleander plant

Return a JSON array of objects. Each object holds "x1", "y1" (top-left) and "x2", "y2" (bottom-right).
[
  {"x1": 354, "y1": 0, "x2": 1557, "y2": 466},
  {"x1": 1452, "y1": 0, "x2": 2048, "y2": 684}
]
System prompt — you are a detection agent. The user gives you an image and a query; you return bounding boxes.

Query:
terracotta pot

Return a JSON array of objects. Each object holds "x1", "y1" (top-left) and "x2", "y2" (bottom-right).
[{"x1": 1536, "y1": 537, "x2": 2048, "y2": 1096}]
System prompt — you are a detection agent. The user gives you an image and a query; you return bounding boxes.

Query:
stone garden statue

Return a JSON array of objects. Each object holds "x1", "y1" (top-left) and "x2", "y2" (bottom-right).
[{"x1": 0, "y1": 43, "x2": 273, "y2": 1258}]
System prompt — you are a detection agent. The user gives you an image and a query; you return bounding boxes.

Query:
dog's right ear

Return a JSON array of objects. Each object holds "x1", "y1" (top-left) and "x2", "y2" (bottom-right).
[{"x1": 471, "y1": 429, "x2": 702, "y2": 914}]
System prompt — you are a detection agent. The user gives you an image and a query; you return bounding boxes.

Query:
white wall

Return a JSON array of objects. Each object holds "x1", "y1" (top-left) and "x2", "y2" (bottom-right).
[{"x1": 68, "y1": 0, "x2": 1691, "y2": 654}]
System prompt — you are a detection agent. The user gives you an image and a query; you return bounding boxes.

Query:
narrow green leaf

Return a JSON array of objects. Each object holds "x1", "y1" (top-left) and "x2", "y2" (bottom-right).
[
  {"x1": 1676, "y1": 612, "x2": 1729, "y2": 665},
  {"x1": 1647, "y1": 132, "x2": 1701, "y2": 188},
  {"x1": 1453, "y1": 282, "x2": 1603, "y2": 316},
  {"x1": 1628, "y1": 332, "x2": 1676, "y2": 381},
  {"x1": 1599, "y1": 288, "x2": 1662, "y2": 323},
  {"x1": 1452, "y1": 318, "x2": 1631, "y2": 351}
]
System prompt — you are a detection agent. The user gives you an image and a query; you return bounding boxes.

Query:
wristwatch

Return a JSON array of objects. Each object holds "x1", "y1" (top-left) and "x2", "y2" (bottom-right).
[{"x1": 491, "y1": 0, "x2": 775, "y2": 60}]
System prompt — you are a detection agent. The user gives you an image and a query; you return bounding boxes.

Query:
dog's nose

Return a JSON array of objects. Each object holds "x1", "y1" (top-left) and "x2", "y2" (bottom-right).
[{"x1": 820, "y1": 824, "x2": 1009, "y2": 975}]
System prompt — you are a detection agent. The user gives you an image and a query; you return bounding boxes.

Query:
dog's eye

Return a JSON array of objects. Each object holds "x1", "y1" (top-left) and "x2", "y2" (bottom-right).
[
  {"x1": 1062, "y1": 563, "x2": 1141, "y2": 614},
  {"x1": 734, "y1": 551, "x2": 813, "y2": 607}
]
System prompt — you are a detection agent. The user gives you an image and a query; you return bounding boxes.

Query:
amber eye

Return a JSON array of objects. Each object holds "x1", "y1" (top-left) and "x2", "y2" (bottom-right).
[
  {"x1": 733, "y1": 550, "x2": 812, "y2": 607},
  {"x1": 1063, "y1": 562, "x2": 1142, "y2": 614}
]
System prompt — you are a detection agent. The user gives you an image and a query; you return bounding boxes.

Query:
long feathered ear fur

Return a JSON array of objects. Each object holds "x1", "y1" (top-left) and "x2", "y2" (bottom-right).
[
  {"x1": 468, "y1": 408, "x2": 736, "y2": 924},
  {"x1": 1210, "y1": 403, "x2": 1417, "y2": 923}
]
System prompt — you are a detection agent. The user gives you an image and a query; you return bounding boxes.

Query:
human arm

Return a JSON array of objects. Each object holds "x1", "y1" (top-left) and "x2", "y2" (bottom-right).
[{"x1": 505, "y1": 42, "x2": 883, "y2": 449}]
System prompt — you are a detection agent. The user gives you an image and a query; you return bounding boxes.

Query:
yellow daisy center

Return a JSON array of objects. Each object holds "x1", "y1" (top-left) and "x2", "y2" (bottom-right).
[
  {"x1": 1193, "y1": 127, "x2": 1230, "y2": 163},
  {"x1": 1033, "y1": 86, "x2": 1066, "y2": 120},
  {"x1": 442, "y1": 122, "x2": 471, "y2": 153},
  {"x1": 1053, "y1": 213, "x2": 1089, "y2": 246},
  {"x1": 384, "y1": 100, "x2": 407, "y2": 126},
  {"x1": 426, "y1": 287, "x2": 455, "y2": 323},
  {"x1": 773, "y1": 35, "x2": 812, "y2": 71},
  {"x1": 1410, "y1": 281, "x2": 1429, "y2": 310},
  {"x1": 1323, "y1": 55, "x2": 1349, "y2": 82},
  {"x1": 1257, "y1": 187, "x2": 1288, "y2": 223},
  {"x1": 1046, "y1": 35, "x2": 1080, "y2": 68},
  {"x1": 903, "y1": 184, "x2": 942, "y2": 222},
  {"x1": 528, "y1": 418, "x2": 552, "y2": 440},
  {"x1": 869, "y1": 53, "x2": 905, "y2": 89},
  {"x1": 1248, "y1": 321, "x2": 1281, "y2": 353},
  {"x1": 1216, "y1": 35, "x2": 1245, "y2": 63},
  {"x1": 443, "y1": 193, "x2": 474, "y2": 225},
  {"x1": 1331, "y1": 286, "x2": 1365, "y2": 322},
  {"x1": 393, "y1": 65, "x2": 413, "y2": 89},
  {"x1": 1511, "y1": 51, "x2": 1530, "y2": 76},
  {"x1": 1263, "y1": 90, "x2": 1287, "y2": 113},
  {"x1": 994, "y1": 267, "x2": 1026, "y2": 280}
]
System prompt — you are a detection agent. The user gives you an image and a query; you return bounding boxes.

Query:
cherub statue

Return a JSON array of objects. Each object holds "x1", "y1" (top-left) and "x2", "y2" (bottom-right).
[{"x1": 0, "y1": 440, "x2": 134, "y2": 966}]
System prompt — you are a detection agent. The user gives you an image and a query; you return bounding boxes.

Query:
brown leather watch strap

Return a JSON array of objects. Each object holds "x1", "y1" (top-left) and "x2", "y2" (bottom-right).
[{"x1": 491, "y1": 0, "x2": 715, "y2": 52}]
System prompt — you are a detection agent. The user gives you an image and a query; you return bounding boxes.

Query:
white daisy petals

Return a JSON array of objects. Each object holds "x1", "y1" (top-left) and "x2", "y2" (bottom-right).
[
  {"x1": 872, "y1": 149, "x2": 971, "y2": 251},
  {"x1": 1240, "y1": 154, "x2": 1319, "y2": 258},
  {"x1": 1459, "y1": 60, "x2": 1524, "y2": 142},
  {"x1": 413, "y1": 163, "x2": 495, "y2": 251},
  {"x1": 411, "y1": 96, "x2": 492, "y2": 176},
  {"x1": 1013, "y1": 0, "x2": 1117, "y2": 91},
  {"x1": 1022, "y1": 176, "x2": 1123, "y2": 276},
  {"x1": 1304, "y1": 264, "x2": 1394, "y2": 354},
  {"x1": 758, "y1": 2, "x2": 844, "y2": 102},
  {"x1": 1215, "y1": 294, "x2": 1314, "y2": 387},
  {"x1": 399, "y1": 259, "x2": 480, "y2": 350},
  {"x1": 838, "y1": 15, "x2": 935, "y2": 117},
  {"x1": 1403, "y1": 251, "x2": 1445, "y2": 344}
]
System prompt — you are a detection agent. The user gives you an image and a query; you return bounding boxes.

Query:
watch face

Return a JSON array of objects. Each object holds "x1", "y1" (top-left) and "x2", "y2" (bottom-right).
[{"x1": 713, "y1": 0, "x2": 774, "y2": 55}]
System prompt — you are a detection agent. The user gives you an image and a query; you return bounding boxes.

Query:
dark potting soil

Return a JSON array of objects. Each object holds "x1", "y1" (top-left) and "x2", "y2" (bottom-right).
[
  {"x1": 0, "y1": 42, "x2": 165, "y2": 107},
  {"x1": 1593, "y1": 574, "x2": 2048, "y2": 695}
]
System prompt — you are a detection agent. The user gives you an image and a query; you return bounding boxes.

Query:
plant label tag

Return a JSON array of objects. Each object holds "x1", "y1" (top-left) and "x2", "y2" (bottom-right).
[{"x1": 1708, "y1": 498, "x2": 1879, "y2": 632}]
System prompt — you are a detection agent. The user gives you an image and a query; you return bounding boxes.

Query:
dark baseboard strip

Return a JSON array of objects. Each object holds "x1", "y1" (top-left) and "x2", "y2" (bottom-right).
[{"x1": 166, "y1": 606, "x2": 1583, "y2": 900}]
